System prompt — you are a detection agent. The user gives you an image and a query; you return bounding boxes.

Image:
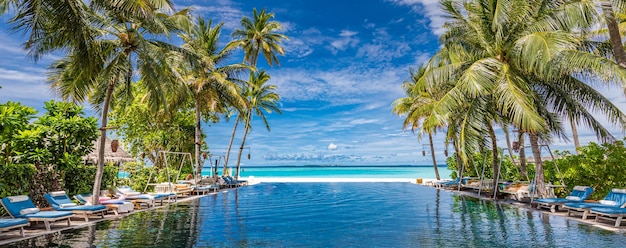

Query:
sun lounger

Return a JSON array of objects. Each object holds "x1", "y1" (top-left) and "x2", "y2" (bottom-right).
[
  {"x1": 563, "y1": 188, "x2": 626, "y2": 220},
  {"x1": 535, "y1": 186, "x2": 593, "y2": 212},
  {"x1": 436, "y1": 177, "x2": 470, "y2": 189},
  {"x1": 589, "y1": 206, "x2": 626, "y2": 227},
  {"x1": 1, "y1": 195, "x2": 73, "y2": 231},
  {"x1": 44, "y1": 191, "x2": 108, "y2": 222},
  {"x1": 74, "y1": 194, "x2": 134, "y2": 215},
  {"x1": 190, "y1": 178, "x2": 220, "y2": 195},
  {"x1": 0, "y1": 218, "x2": 29, "y2": 237},
  {"x1": 116, "y1": 186, "x2": 171, "y2": 208}
]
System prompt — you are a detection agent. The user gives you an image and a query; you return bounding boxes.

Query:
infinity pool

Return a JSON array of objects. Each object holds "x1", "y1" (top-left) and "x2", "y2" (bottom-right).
[{"x1": 6, "y1": 183, "x2": 626, "y2": 247}]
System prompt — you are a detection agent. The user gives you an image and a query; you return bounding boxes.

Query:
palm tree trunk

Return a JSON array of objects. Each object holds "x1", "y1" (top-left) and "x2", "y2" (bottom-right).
[
  {"x1": 428, "y1": 133, "x2": 440, "y2": 180},
  {"x1": 92, "y1": 82, "x2": 114, "y2": 205},
  {"x1": 570, "y1": 116, "x2": 580, "y2": 154},
  {"x1": 503, "y1": 125, "x2": 516, "y2": 167},
  {"x1": 518, "y1": 132, "x2": 528, "y2": 180},
  {"x1": 453, "y1": 138, "x2": 463, "y2": 190},
  {"x1": 487, "y1": 124, "x2": 499, "y2": 194},
  {"x1": 235, "y1": 111, "x2": 252, "y2": 179},
  {"x1": 194, "y1": 97, "x2": 202, "y2": 178},
  {"x1": 601, "y1": 2, "x2": 626, "y2": 69},
  {"x1": 453, "y1": 139, "x2": 462, "y2": 176},
  {"x1": 529, "y1": 133, "x2": 547, "y2": 198},
  {"x1": 224, "y1": 115, "x2": 240, "y2": 172}
]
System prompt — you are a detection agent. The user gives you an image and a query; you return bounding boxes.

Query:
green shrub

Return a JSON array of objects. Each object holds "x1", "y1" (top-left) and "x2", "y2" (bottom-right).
[
  {"x1": 0, "y1": 163, "x2": 36, "y2": 216},
  {"x1": 546, "y1": 139, "x2": 626, "y2": 200}
]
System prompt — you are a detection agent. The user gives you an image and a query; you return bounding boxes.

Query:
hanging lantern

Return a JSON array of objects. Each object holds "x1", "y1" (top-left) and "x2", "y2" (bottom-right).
[
  {"x1": 513, "y1": 141, "x2": 520, "y2": 152},
  {"x1": 248, "y1": 153, "x2": 251, "y2": 160},
  {"x1": 111, "y1": 139, "x2": 119, "y2": 153},
  {"x1": 202, "y1": 152, "x2": 208, "y2": 160},
  {"x1": 444, "y1": 149, "x2": 448, "y2": 157},
  {"x1": 422, "y1": 150, "x2": 426, "y2": 156}
]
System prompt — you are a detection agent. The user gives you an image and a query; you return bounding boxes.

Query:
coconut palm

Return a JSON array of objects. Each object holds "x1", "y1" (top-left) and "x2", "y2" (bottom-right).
[
  {"x1": 48, "y1": 6, "x2": 190, "y2": 204},
  {"x1": 598, "y1": 1, "x2": 626, "y2": 68},
  {"x1": 234, "y1": 71, "x2": 281, "y2": 179},
  {"x1": 178, "y1": 17, "x2": 248, "y2": 177},
  {"x1": 392, "y1": 66, "x2": 441, "y2": 180},
  {"x1": 232, "y1": 8, "x2": 288, "y2": 68},
  {"x1": 420, "y1": 0, "x2": 626, "y2": 197},
  {"x1": 225, "y1": 8, "x2": 287, "y2": 171}
]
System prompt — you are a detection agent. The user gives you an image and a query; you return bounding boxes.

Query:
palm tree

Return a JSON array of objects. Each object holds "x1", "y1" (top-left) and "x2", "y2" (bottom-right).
[
  {"x1": 232, "y1": 8, "x2": 288, "y2": 68},
  {"x1": 598, "y1": 1, "x2": 626, "y2": 68},
  {"x1": 226, "y1": 8, "x2": 287, "y2": 171},
  {"x1": 48, "y1": 6, "x2": 190, "y2": 204},
  {"x1": 392, "y1": 66, "x2": 441, "y2": 180},
  {"x1": 419, "y1": 0, "x2": 626, "y2": 197},
  {"x1": 178, "y1": 17, "x2": 248, "y2": 178},
  {"x1": 234, "y1": 71, "x2": 282, "y2": 179}
]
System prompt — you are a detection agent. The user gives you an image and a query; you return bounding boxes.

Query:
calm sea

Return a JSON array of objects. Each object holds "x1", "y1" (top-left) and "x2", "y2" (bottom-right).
[{"x1": 201, "y1": 165, "x2": 453, "y2": 179}]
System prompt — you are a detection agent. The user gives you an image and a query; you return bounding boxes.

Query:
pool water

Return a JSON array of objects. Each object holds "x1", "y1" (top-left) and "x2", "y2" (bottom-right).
[{"x1": 6, "y1": 183, "x2": 626, "y2": 247}]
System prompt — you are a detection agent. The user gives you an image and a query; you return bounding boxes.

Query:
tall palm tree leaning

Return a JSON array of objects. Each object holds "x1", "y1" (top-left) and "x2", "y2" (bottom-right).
[
  {"x1": 598, "y1": 1, "x2": 626, "y2": 69},
  {"x1": 234, "y1": 71, "x2": 282, "y2": 179},
  {"x1": 48, "y1": 4, "x2": 190, "y2": 204},
  {"x1": 225, "y1": 8, "x2": 287, "y2": 175},
  {"x1": 419, "y1": 0, "x2": 626, "y2": 198},
  {"x1": 178, "y1": 17, "x2": 248, "y2": 178},
  {"x1": 392, "y1": 65, "x2": 440, "y2": 180}
]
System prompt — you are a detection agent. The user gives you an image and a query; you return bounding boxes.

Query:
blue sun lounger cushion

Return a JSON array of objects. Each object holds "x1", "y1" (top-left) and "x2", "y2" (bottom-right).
[
  {"x1": 44, "y1": 191, "x2": 107, "y2": 222},
  {"x1": 1, "y1": 195, "x2": 73, "y2": 231},
  {"x1": 535, "y1": 186, "x2": 593, "y2": 212},
  {"x1": 563, "y1": 188, "x2": 626, "y2": 219},
  {"x1": 588, "y1": 207, "x2": 626, "y2": 227},
  {"x1": 0, "y1": 218, "x2": 29, "y2": 237}
]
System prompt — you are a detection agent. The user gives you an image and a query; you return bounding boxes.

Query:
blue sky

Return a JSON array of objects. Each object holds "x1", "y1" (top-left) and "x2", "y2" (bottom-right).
[{"x1": 1, "y1": 0, "x2": 625, "y2": 166}]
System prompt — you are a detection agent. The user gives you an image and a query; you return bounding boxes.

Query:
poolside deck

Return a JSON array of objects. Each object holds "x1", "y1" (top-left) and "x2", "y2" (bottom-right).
[{"x1": 0, "y1": 193, "x2": 209, "y2": 246}]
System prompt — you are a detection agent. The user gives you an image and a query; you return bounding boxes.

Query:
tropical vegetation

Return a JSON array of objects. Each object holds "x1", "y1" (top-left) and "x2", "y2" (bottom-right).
[
  {"x1": 394, "y1": 0, "x2": 626, "y2": 197},
  {"x1": 0, "y1": 1, "x2": 286, "y2": 201}
]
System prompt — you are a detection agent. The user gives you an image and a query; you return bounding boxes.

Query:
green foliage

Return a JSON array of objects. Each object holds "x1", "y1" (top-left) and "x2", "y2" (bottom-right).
[
  {"x1": 0, "y1": 102, "x2": 37, "y2": 165},
  {"x1": 545, "y1": 139, "x2": 626, "y2": 200},
  {"x1": 0, "y1": 163, "x2": 36, "y2": 216},
  {"x1": 109, "y1": 84, "x2": 197, "y2": 165},
  {"x1": 0, "y1": 100, "x2": 103, "y2": 209},
  {"x1": 446, "y1": 150, "x2": 533, "y2": 182},
  {"x1": 63, "y1": 164, "x2": 119, "y2": 197},
  {"x1": 35, "y1": 100, "x2": 98, "y2": 171}
]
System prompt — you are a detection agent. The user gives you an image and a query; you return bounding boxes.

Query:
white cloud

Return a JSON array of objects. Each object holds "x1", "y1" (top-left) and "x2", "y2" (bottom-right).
[
  {"x1": 328, "y1": 143, "x2": 338, "y2": 150},
  {"x1": 329, "y1": 29, "x2": 360, "y2": 54},
  {"x1": 387, "y1": 0, "x2": 448, "y2": 35}
]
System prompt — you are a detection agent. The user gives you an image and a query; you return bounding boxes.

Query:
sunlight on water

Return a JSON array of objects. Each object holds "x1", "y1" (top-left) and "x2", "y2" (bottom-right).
[{"x1": 8, "y1": 183, "x2": 626, "y2": 247}]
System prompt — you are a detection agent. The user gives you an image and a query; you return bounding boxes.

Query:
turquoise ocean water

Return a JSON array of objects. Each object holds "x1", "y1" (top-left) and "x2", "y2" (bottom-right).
[{"x1": 200, "y1": 165, "x2": 453, "y2": 179}]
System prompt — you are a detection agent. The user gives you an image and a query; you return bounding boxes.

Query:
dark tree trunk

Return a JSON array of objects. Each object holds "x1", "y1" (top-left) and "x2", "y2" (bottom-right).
[
  {"x1": 429, "y1": 133, "x2": 440, "y2": 180},
  {"x1": 529, "y1": 133, "x2": 547, "y2": 198},
  {"x1": 518, "y1": 132, "x2": 528, "y2": 180},
  {"x1": 194, "y1": 97, "x2": 202, "y2": 178},
  {"x1": 602, "y1": 2, "x2": 626, "y2": 69},
  {"x1": 487, "y1": 124, "x2": 499, "y2": 194},
  {"x1": 92, "y1": 82, "x2": 115, "y2": 205},
  {"x1": 235, "y1": 111, "x2": 252, "y2": 179}
]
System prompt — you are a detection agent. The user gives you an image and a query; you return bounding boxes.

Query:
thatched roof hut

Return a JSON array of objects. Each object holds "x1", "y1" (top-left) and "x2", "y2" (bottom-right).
[{"x1": 83, "y1": 137, "x2": 135, "y2": 165}]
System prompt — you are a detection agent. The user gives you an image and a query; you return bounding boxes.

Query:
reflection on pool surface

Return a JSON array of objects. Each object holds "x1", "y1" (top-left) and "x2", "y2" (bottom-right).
[{"x1": 6, "y1": 183, "x2": 626, "y2": 247}]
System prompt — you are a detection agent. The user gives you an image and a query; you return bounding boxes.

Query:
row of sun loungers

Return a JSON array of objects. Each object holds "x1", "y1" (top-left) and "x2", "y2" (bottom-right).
[
  {"x1": 529, "y1": 186, "x2": 626, "y2": 227},
  {"x1": 434, "y1": 178, "x2": 626, "y2": 228},
  {"x1": 0, "y1": 176, "x2": 250, "y2": 236}
]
